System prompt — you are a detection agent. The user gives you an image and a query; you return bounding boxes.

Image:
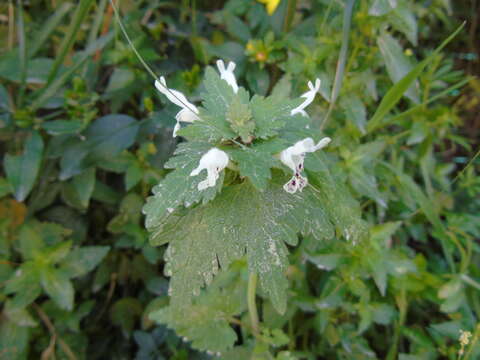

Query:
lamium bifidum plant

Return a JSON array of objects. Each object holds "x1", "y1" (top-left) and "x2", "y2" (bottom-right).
[{"x1": 143, "y1": 60, "x2": 368, "y2": 354}]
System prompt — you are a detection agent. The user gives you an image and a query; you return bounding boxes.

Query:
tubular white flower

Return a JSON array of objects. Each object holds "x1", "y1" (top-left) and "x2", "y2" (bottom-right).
[
  {"x1": 290, "y1": 78, "x2": 321, "y2": 117},
  {"x1": 279, "y1": 137, "x2": 331, "y2": 193},
  {"x1": 216, "y1": 60, "x2": 239, "y2": 93},
  {"x1": 190, "y1": 148, "x2": 229, "y2": 191},
  {"x1": 154, "y1": 76, "x2": 200, "y2": 137}
]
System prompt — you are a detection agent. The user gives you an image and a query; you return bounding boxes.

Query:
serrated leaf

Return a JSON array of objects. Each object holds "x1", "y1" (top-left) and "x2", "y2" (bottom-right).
[
  {"x1": 250, "y1": 95, "x2": 303, "y2": 139},
  {"x1": 143, "y1": 142, "x2": 225, "y2": 245},
  {"x1": 226, "y1": 94, "x2": 254, "y2": 142},
  {"x1": 149, "y1": 272, "x2": 245, "y2": 353},
  {"x1": 156, "y1": 175, "x2": 334, "y2": 314},
  {"x1": 307, "y1": 153, "x2": 369, "y2": 244},
  {"x1": 60, "y1": 246, "x2": 110, "y2": 278},
  {"x1": 226, "y1": 147, "x2": 276, "y2": 190},
  {"x1": 4, "y1": 131, "x2": 44, "y2": 202},
  {"x1": 40, "y1": 267, "x2": 74, "y2": 310}
]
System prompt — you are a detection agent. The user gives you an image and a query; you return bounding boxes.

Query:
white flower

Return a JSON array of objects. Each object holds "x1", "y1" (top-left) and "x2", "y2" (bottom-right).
[
  {"x1": 290, "y1": 78, "x2": 321, "y2": 117},
  {"x1": 279, "y1": 137, "x2": 331, "y2": 193},
  {"x1": 216, "y1": 60, "x2": 239, "y2": 93},
  {"x1": 154, "y1": 76, "x2": 200, "y2": 137},
  {"x1": 190, "y1": 148, "x2": 229, "y2": 191}
]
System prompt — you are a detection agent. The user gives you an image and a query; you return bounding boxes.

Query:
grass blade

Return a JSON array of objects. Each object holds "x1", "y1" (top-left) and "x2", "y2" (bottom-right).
[
  {"x1": 16, "y1": 0, "x2": 27, "y2": 107},
  {"x1": 367, "y1": 22, "x2": 466, "y2": 133},
  {"x1": 31, "y1": 33, "x2": 113, "y2": 110},
  {"x1": 46, "y1": 0, "x2": 95, "y2": 85},
  {"x1": 28, "y1": 2, "x2": 74, "y2": 58},
  {"x1": 320, "y1": 0, "x2": 356, "y2": 130}
]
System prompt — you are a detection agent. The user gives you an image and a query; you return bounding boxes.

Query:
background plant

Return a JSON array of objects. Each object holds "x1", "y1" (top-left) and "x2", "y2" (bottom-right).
[{"x1": 0, "y1": 0, "x2": 479, "y2": 359}]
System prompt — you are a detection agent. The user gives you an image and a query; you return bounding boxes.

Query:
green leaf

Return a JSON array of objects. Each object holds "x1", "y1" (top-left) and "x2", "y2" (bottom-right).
[
  {"x1": 60, "y1": 114, "x2": 138, "y2": 180},
  {"x1": 3, "y1": 300, "x2": 38, "y2": 328},
  {"x1": 377, "y1": 33, "x2": 419, "y2": 103},
  {"x1": 46, "y1": 0, "x2": 95, "y2": 84},
  {"x1": 367, "y1": 23, "x2": 465, "y2": 133},
  {"x1": 28, "y1": 2, "x2": 73, "y2": 58},
  {"x1": 18, "y1": 224, "x2": 45, "y2": 260},
  {"x1": 154, "y1": 175, "x2": 334, "y2": 314},
  {"x1": 149, "y1": 271, "x2": 246, "y2": 353},
  {"x1": 4, "y1": 262, "x2": 42, "y2": 308},
  {"x1": 42, "y1": 240, "x2": 72, "y2": 265},
  {"x1": 143, "y1": 142, "x2": 225, "y2": 245},
  {"x1": 226, "y1": 92, "x2": 255, "y2": 142},
  {"x1": 389, "y1": 4, "x2": 418, "y2": 45},
  {"x1": 0, "y1": 316, "x2": 30, "y2": 360},
  {"x1": 41, "y1": 120, "x2": 84, "y2": 135},
  {"x1": 226, "y1": 146, "x2": 278, "y2": 191},
  {"x1": 250, "y1": 95, "x2": 303, "y2": 139},
  {"x1": 340, "y1": 95, "x2": 367, "y2": 134},
  {"x1": 110, "y1": 297, "x2": 143, "y2": 337},
  {"x1": 179, "y1": 67, "x2": 237, "y2": 142},
  {"x1": 60, "y1": 246, "x2": 110, "y2": 278},
  {"x1": 40, "y1": 267, "x2": 75, "y2": 311},
  {"x1": 0, "y1": 177, "x2": 11, "y2": 198},
  {"x1": 4, "y1": 131, "x2": 44, "y2": 202},
  {"x1": 369, "y1": 0, "x2": 396, "y2": 16},
  {"x1": 307, "y1": 153, "x2": 369, "y2": 244},
  {"x1": 61, "y1": 168, "x2": 96, "y2": 209}
]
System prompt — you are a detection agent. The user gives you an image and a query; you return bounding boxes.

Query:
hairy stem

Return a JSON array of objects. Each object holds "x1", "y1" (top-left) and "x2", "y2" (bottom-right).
[{"x1": 248, "y1": 272, "x2": 260, "y2": 337}]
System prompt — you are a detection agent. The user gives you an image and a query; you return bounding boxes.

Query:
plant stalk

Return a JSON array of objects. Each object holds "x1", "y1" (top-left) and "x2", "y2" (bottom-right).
[
  {"x1": 248, "y1": 272, "x2": 260, "y2": 337},
  {"x1": 320, "y1": 0, "x2": 356, "y2": 131}
]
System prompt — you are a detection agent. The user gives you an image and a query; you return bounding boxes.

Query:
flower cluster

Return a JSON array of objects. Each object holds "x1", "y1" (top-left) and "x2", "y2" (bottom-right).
[{"x1": 154, "y1": 60, "x2": 330, "y2": 193}]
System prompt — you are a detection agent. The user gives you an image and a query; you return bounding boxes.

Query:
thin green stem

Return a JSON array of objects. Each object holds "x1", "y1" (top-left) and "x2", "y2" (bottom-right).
[
  {"x1": 320, "y1": 0, "x2": 356, "y2": 131},
  {"x1": 248, "y1": 272, "x2": 260, "y2": 337},
  {"x1": 16, "y1": 0, "x2": 27, "y2": 108},
  {"x1": 283, "y1": 0, "x2": 297, "y2": 33}
]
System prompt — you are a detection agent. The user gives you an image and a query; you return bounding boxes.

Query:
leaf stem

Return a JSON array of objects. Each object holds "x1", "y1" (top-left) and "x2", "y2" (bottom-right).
[
  {"x1": 248, "y1": 272, "x2": 260, "y2": 337},
  {"x1": 283, "y1": 0, "x2": 297, "y2": 33}
]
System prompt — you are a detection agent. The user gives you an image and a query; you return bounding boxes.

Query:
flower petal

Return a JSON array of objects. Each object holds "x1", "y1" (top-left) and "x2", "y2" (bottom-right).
[
  {"x1": 155, "y1": 77, "x2": 199, "y2": 114},
  {"x1": 216, "y1": 60, "x2": 239, "y2": 93},
  {"x1": 190, "y1": 148, "x2": 229, "y2": 191}
]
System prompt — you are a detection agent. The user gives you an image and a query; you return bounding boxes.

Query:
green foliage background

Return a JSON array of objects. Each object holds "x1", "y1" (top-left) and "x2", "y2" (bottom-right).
[{"x1": 0, "y1": 0, "x2": 479, "y2": 359}]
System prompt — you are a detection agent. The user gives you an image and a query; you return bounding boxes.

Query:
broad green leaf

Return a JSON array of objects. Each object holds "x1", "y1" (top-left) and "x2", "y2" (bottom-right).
[
  {"x1": 305, "y1": 254, "x2": 343, "y2": 271},
  {"x1": 149, "y1": 270, "x2": 246, "y2": 353},
  {"x1": 143, "y1": 142, "x2": 225, "y2": 245},
  {"x1": 18, "y1": 224, "x2": 45, "y2": 260},
  {"x1": 42, "y1": 240, "x2": 72, "y2": 265},
  {"x1": 179, "y1": 68, "x2": 237, "y2": 142},
  {"x1": 377, "y1": 33, "x2": 419, "y2": 103},
  {"x1": 41, "y1": 119, "x2": 84, "y2": 135},
  {"x1": 4, "y1": 131, "x2": 44, "y2": 202},
  {"x1": 390, "y1": 4, "x2": 418, "y2": 45},
  {"x1": 61, "y1": 168, "x2": 96, "y2": 209},
  {"x1": 0, "y1": 316, "x2": 30, "y2": 360},
  {"x1": 154, "y1": 175, "x2": 334, "y2": 314},
  {"x1": 368, "y1": 0, "x2": 397, "y2": 16},
  {"x1": 226, "y1": 92, "x2": 255, "y2": 142},
  {"x1": 4, "y1": 262, "x2": 42, "y2": 307},
  {"x1": 110, "y1": 297, "x2": 143, "y2": 337},
  {"x1": 40, "y1": 267, "x2": 75, "y2": 311},
  {"x1": 3, "y1": 300, "x2": 38, "y2": 328},
  {"x1": 60, "y1": 246, "x2": 110, "y2": 278},
  {"x1": 250, "y1": 95, "x2": 303, "y2": 139},
  {"x1": 307, "y1": 153, "x2": 369, "y2": 244},
  {"x1": 366, "y1": 23, "x2": 464, "y2": 133},
  {"x1": 59, "y1": 114, "x2": 138, "y2": 180},
  {"x1": 226, "y1": 146, "x2": 278, "y2": 191},
  {"x1": 340, "y1": 95, "x2": 367, "y2": 134}
]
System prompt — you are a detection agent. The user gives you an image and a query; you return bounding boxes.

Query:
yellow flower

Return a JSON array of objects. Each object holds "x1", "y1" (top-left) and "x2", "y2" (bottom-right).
[{"x1": 257, "y1": 0, "x2": 281, "y2": 15}]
